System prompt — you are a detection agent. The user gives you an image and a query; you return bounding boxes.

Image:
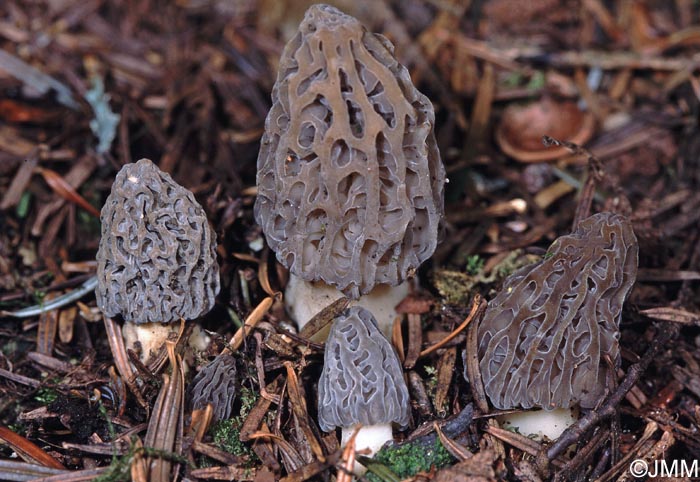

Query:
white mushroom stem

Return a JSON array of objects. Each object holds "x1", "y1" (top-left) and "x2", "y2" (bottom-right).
[
  {"x1": 285, "y1": 273, "x2": 410, "y2": 338},
  {"x1": 122, "y1": 322, "x2": 211, "y2": 364},
  {"x1": 497, "y1": 407, "x2": 578, "y2": 441},
  {"x1": 341, "y1": 424, "x2": 393, "y2": 475}
]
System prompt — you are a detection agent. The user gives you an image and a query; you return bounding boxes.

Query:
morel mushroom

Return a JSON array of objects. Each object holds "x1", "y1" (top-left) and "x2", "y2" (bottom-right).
[
  {"x1": 190, "y1": 353, "x2": 237, "y2": 422},
  {"x1": 96, "y1": 158, "x2": 220, "y2": 361},
  {"x1": 254, "y1": 4, "x2": 445, "y2": 334},
  {"x1": 477, "y1": 213, "x2": 637, "y2": 436},
  {"x1": 319, "y1": 306, "x2": 409, "y2": 459}
]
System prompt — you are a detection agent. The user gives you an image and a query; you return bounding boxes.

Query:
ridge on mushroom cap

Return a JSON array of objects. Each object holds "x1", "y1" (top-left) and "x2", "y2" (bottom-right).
[
  {"x1": 191, "y1": 353, "x2": 237, "y2": 422},
  {"x1": 254, "y1": 3, "x2": 446, "y2": 299},
  {"x1": 318, "y1": 306, "x2": 410, "y2": 432},
  {"x1": 96, "y1": 158, "x2": 220, "y2": 324},
  {"x1": 477, "y1": 212, "x2": 638, "y2": 410}
]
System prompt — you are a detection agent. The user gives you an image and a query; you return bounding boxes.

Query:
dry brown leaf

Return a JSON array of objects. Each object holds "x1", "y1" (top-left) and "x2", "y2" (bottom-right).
[
  {"x1": 228, "y1": 295, "x2": 275, "y2": 352},
  {"x1": 435, "y1": 422, "x2": 472, "y2": 462},
  {"x1": 190, "y1": 465, "x2": 257, "y2": 480},
  {"x1": 58, "y1": 306, "x2": 76, "y2": 344},
  {"x1": 283, "y1": 361, "x2": 325, "y2": 462},
  {"x1": 298, "y1": 296, "x2": 350, "y2": 342},
  {"x1": 496, "y1": 97, "x2": 595, "y2": 162},
  {"x1": 35, "y1": 167, "x2": 101, "y2": 217},
  {"x1": 434, "y1": 347, "x2": 457, "y2": 416},
  {"x1": 0, "y1": 426, "x2": 66, "y2": 469},
  {"x1": 0, "y1": 155, "x2": 38, "y2": 210},
  {"x1": 641, "y1": 306, "x2": 700, "y2": 325},
  {"x1": 102, "y1": 315, "x2": 148, "y2": 410},
  {"x1": 433, "y1": 449, "x2": 498, "y2": 482},
  {"x1": 337, "y1": 426, "x2": 359, "y2": 482},
  {"x1": 37, "y1": 293, "x2": 59, "y2": 355},
  {"x1": 404, "y1": 313, "x2": 423, "y2": 369},
  {"x1": 144, "y1": 342, "x2": 184, "y2": 482},
  {"x1": 240, "y1": 376, "x2": 282, "y2": 442}
]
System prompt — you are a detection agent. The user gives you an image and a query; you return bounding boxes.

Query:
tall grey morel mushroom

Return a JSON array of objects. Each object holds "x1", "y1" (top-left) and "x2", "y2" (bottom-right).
[
  {"x1": 96, "y1": 158, "x2": 220, "y2": 363},
  {"x1": 319, "y1": 306, "x2": 409, "y2": 459},
  {"x1": 254, "y1": 4, "x2": 445, "y2": 335},
  {"x1": 476, "y1": 212, "x2": 638, "y2": 437}
]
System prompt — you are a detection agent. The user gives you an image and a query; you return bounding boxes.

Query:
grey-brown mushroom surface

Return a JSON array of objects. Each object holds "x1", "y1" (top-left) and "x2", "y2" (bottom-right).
[
  {"x1": 190, "y1": 353, "x2": 237, "y2": 422},
  {"x1": 96, "y1": 158, "x2": 220, "y2": 324},
  {"x1": 477, "y1": 212, "x2": 638, "y2": 410},
  {"x1": 318, "y1": 305, "x2": 409, "y2": 432},
  {"x1": 254, "y1": 4, "x2": 445, "y2": 299}
]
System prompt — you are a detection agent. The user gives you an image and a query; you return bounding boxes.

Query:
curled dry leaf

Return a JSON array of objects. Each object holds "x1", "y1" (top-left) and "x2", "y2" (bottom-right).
[{"x1": 495, "y1": 97, "x2": 595, "y2": 162}]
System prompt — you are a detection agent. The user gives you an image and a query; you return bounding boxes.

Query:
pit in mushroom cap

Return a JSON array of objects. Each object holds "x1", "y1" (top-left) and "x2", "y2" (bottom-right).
[
  {"x1": 319, "y1": 306, "x2": 409, "y2": 458},
  {"x1": 477, "y1": 212, "x2": 638, "y2": 411},
  {"x1": 254, "y1": 3, "x2": 446, "y2": 301}
]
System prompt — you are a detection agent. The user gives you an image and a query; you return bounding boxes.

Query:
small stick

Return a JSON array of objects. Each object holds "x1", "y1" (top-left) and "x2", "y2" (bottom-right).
[
  {"x1": 420, "y1": 294, "x2": 485, "y2": 358},
  {"x1": 337, "y1": 427, "x2": 360, "y2": 482},
  {"x1": 1, "y1": 276, "x2": 97, "y2": 318},
  {"x1": 537, "y1": 323, "x2": 678, "y2": 473},
  {"x1": 226, "y1": 295, "x2": 276, "y2": 353},
  {"x1": 465, "y1": 310, "x2": 489, "y2": 414},
  {"x1": 552, "y1": 428, "x2": 609, "y2": 482},
  {"x1": 542, "y1": 135, "x2": 604, "y2": 229},
  {"x1": 103, "y1": 315, "x2": 149, "y2": 411}
]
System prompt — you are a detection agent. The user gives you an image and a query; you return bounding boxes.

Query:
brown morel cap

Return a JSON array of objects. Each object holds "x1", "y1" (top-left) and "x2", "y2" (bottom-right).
[
  {"x1": 254, "y1": 4, "x2": 445, "y2": 299},
  {"x1": 96, "y1": 158, "x2": 220, "y2": 324},
  {"x1": 477, "y1": 212, "x2": 638, "y2": 410},
  {"x1": 318, "y1": 306, "x2": 409, "y2": 431}
]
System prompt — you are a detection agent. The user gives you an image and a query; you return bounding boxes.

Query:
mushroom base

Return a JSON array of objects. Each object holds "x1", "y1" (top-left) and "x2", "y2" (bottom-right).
[
  {"x1": 497, "y1": 407, "x2": 578, "y2": 441},
  {"x1": 285, "y1": 274, "x2": 410, "y2": 339},
  {"x1": 341, "y1": 423, "x2": 393, "y2": 474},
  {"x1": 122, "y1": 322, "x2": 211, "y2": 364}
]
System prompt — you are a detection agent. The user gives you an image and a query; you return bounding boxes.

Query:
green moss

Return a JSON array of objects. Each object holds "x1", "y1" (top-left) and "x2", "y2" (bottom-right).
[
  {"x1": 211, "y1": 418, "x2": 251, "y2": 458},
  {"x1": 34, "y1": 388, "x2": 58, "y2": 404},
  {"x1": 423, "y1": 365, "x2": 438, "y2": 400},
  {"x1": 464, "y1": 255, "x2": 485, "y2": 276},
  {"x1": 209, "y1": 387, "x2": 262, "y2": 464},
  {"x1": 432, "y1": 269, "x2": 474, "y2": 305},
  {"x1": 1, "y1": 340, "x2": 18, "y2": 356},
  {"x1": 7, "y1": 423, "x2": 25, "y2": 436},
  {"x1": 526, "y1": 71, "x2": 545, "y2": 90},
  {"x1": 238, "y1": 386, "x2": 257, "y2": 415},
  {"x1": 365, "y1": 438, "x2": 454, "y2": 481},
  {"x1": 16, "y1": 191, "x2": 31, "y2": 219}
]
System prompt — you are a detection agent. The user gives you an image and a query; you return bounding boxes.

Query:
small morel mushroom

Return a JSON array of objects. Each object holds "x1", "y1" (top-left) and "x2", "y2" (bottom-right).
[
  {"x1": 96, "y1": 158, "x2": 220, "y2": 361},
  {"x1": 319, "y1": 306, "x2": 410, "y2": 461},
  {"x1": 254, "y1": 4, "x2": 445, "y2": 334},
  {"x1": 477, "y1": 212, "x2": 638, "y2": 437},
  {"x1": 190, "y1": 353, "x2": 237, "y2": 422}
]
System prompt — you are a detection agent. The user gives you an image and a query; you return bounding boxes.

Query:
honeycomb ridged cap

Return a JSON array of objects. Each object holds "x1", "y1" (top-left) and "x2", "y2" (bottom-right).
[
  {"x1": 96, "y1": 158, "x2": 220, "y2": 324},
  {"x1": 254, "y1": 4, "x2": 445, "y2": 299}
]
